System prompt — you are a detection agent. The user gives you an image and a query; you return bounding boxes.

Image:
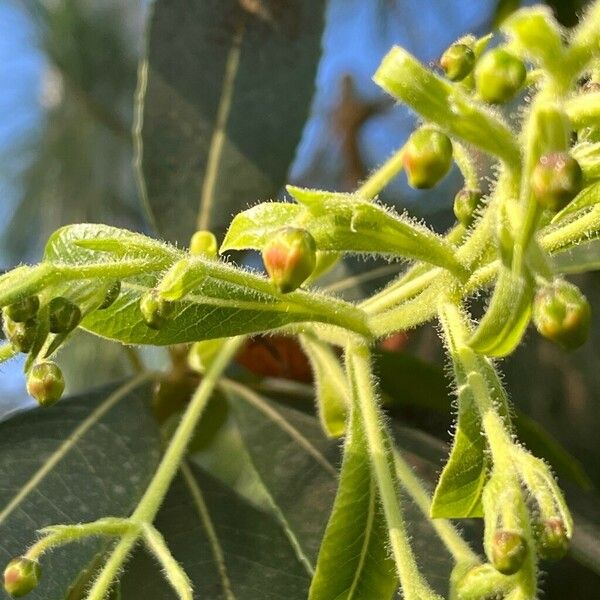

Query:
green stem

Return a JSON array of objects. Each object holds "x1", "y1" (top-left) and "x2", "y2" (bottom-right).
[
  {"x1": 453, "y1": 142, "x2": 479, "y2": 189},
  {"x1": 391, "y1": 448, "x2": 478, "y2": 564},
  {"x1": 347, "y1": 343, "x2": 442, "y2": 600},
  {"x1": 357, "y1": 146, "x2": 405, "y2": 199},
  {"x1": 85, "y1": 336, "x2": 244, "y2": 600}
]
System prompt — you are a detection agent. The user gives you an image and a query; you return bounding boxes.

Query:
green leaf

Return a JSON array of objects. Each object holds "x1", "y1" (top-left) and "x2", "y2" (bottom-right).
[
  {"x1": 430, "y1": 354, "x2": 488, "y2": 519},
  {"x1": 308, "y1": 402, "x2": 397, "y2": 600},
  {"x1": 552, "y1": 180, "x2": 600, "y2": 223},
  {"x1": 40, "y1": 224, "x2": 369, "y2": 344},
  {"x1": 551, "y1": 238, "x2": 600, "y2": 274},
  {"x1": 224, "y1": 383, "x2": 339, "y2": 569},
  {"x1": 468, "y1": 267, "x2": 534, "y2": 357},
  {"x1": 0, "y1": 376, "x2": 161, "y2": 600},
  {"x1": 299, "y1": 334, "x2": 349, "y2": 438},
  {"x1": 373, "y1": 46, "x2": 519, "y2": 167},
  {"x1": 221, "y1": 188, "x2": 466, "y2": 276},
  {"x1": 136, "y1": 0, "x2": 327, "y2": 244},
  {"x1": 121, "y1": 463, "x2": 312, "y2": 599},
  {"x1": 501, "y1": 7, "x2": 566, "y2": 76}
]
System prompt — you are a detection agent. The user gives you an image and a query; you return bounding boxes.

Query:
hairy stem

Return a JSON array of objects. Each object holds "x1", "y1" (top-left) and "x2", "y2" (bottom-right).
[
  {"x1": 391, "y1": 448, "x2": 478, "y2": 564},
  {"x1": 85, "y1": 336, "x2": 243, "y2": 600},
  {"x1": 347, "y1": 343, "x2": 442, "y2": 600},
  {"x1": 357, "y1": 146, "x2": 405, "y2": 199}
]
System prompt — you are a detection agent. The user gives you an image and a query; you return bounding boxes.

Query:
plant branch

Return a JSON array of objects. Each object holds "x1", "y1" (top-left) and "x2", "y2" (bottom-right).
[
  {"x1": 84, "y1": 336, "x2": 243, "y2": 600},
  {"x1": 346, "y1": 343, "x2": 442, "y2": 600}
]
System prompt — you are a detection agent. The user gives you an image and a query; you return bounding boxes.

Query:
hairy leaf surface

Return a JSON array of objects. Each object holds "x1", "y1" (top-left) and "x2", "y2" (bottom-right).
[{"x1": 42, "y1": 224, "x2": 367, "y2": 344}]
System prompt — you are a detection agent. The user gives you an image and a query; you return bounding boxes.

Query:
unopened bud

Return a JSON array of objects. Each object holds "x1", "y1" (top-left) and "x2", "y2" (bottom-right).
[
  {"x1": 533, "y1": 280, "x2": 591, "y2": 350},
  {"x1": 139, "y1": 290, "x2": 175, "y2": 330},
  {"x1": 190, "y1": 230, "x2": 218, "y2": 258},
  {"x1": 403, "y1": 128, "x2": 453, "y2": 189},
  {"x1": 536, "y1": 517, "x2": 570, "y2": 561},
  {"x1": 491, "y1": 530, "x2": 528, "y2": 575},
  {"x1": 4, "y1": 557, "x2": 41, "y2": 597},
  {"x1": 532, "y1": 152, "x2": 583, "y2": 212},
  {"x1": 3, "y1": 317, "x2": 37, "y2": 354},
  {"x1": 475, "y1": 48, "x2": 526, "y2": 104},
  {"x1": 454, "y1": 188, "x2": 483, "y2": 227},
  {"x1": 440, "y1": 43, "x2": 475, "y2": 81},
  {"x1": 48, "y1": 297, "x2": 81, "y2": 334},
  {"x1": 98, "y1": 281, "x2": 121, "y2": 310},
  {"x1": 262, "y1": 227, "x2": 317, "y2": 293},
  {"x1": 27, "y1": 361, "x2": 65, "y2": 407},
  {"x1": 4, "y1": 296, "x2": 39, "y2": 323}
]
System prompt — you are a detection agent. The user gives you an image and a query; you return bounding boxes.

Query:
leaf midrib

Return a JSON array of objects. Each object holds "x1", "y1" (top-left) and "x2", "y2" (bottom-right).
[{"x1": 0, "y1": 373, "x2": 152, "y2": 526}]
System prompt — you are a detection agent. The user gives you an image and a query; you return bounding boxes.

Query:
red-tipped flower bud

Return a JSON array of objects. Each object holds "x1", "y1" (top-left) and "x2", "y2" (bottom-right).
[
  {"x1": 532, "y1": 152, "x2": 583, "y2": 212},
  {"x1": 48, "y1": 297, "x2": 81, "y2": 334},
  {"x1": 533, "y1": 280, "x2": 591, "y2": 350},
  {"x1": 3, "y1": 296, "x2": 39, "y2": 323},
  {"x1": 27, "y1": 361, "x2": 65, "y2": 407},
  {"x1": 475, "y1": 48, "x2": 526, "y2": 104},
  {"x1": 491, "y1": 530, "x2": 528, "y2": 575},
  {"x1": 262, "y1": 227, "x2": 317, "y2": 293},
  {"x1": 403, "y1": 128, "x2": 453, "y2": 189},
  {"x1": 454, "y1": 188, "x2": 483, "y2": 227},
  {"x1": 536, "y1": 517, "x2": 570, "y2": 561},
  {"x1": 98, "y1": 281, "x2": 121, "y2": 310},
  {"x1": 140, "y1": 290, "x2": 175, "y2": 330},
  {"x1": 2, "y1": 317, "x2": 37, "y2": 354},
  {"x1": 4, "y1": 557, "x2": 41, "y2": 598},
  {"x1": 190, "y1": 230, "x2": 218, "y2": 258},
  {"x1": 440, "y1": 43, "x2": 475, "y2": 81}
]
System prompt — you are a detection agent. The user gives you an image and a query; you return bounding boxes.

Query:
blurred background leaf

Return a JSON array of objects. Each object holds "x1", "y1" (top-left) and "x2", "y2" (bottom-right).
[{"x1": 137, "y1": 0, "x2": 328, "y2": 245}]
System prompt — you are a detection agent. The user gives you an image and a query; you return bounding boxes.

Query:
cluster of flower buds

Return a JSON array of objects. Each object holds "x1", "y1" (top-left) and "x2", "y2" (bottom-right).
[
  {"x1": 2, "y1": 280, "x2": 122, "y2": 407},
  {"x1": 138, "y1": 230, "x2": 211, "y2": 330},
  {"x1": 533, "y1": 279, "x2": 591, "y2": 349},
  {"x1": 440, "y1": 37, "x2": 527, "y2": 104}
]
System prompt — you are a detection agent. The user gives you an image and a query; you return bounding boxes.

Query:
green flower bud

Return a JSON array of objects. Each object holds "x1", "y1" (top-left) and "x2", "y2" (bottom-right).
[
  {"x1": 262, "y1": 227, "x2": 317, "y2": 293},
  {"x1": 533, "y1": 280, "x2": 591, "y2": 350},
  {"x1": 3, "y1": 557, "x2": 41, "y2": 598},
  {"x1": 531, "y1": 152, "x2": 583, "y2": 212},
  {"x1": 3, "y1": 296, "x2": 39, "y2": 323},
  {"x1": 2, "y1": 317, "x2": 37, "y2": 354},
  {"x1": 98, "y1": 281, "x2": 121, "y2": 310},
  {"x1": 190, "y1": 230, "x2": 218, "y2": 258},
  {"x1": 139, "y1": 290, "x2": 175, "y2": 330},
  {"x1": 26, "y1": 361, "x2": 65, "y2": 407},
  {"x1": 453, "y1": 188, "x2": 483, "y2": 227},
  {"x1": 48, "y1": 297, "x2": 81, "y2": 334},
  {"x1": 440, "y1": 43, "x2": 475, "y2": 81},
  {"x1": 491, "y1": 530, "x2": 528, "y2": 575},
  {"x1": 403, "y1": 128, "x2": 453, "y2": 189},
  {"x1": 475, "y1": 48, "x2": 526, "y2": 104},
  {"x1": 535, "y1": 517, "x2": 569, "y2": 561}
]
